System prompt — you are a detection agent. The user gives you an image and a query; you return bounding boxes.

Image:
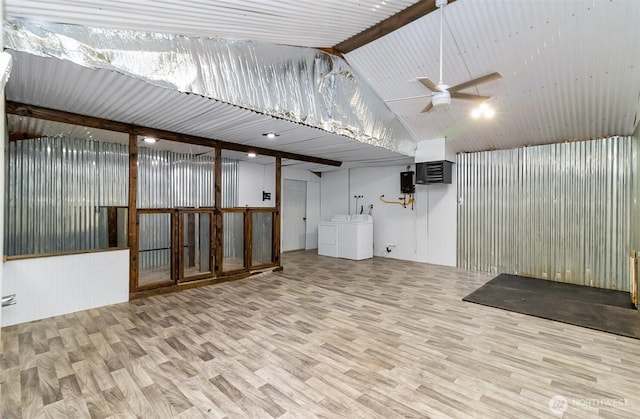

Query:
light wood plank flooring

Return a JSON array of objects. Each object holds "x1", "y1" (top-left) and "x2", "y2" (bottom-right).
[{"x1": 2, "y1": 250, "x2": 639, "y2": 418}]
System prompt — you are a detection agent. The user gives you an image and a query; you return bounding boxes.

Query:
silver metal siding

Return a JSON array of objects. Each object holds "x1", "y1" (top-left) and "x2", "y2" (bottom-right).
[
  {"x1": 221, "y1": 158, "x2": 240, "y2": 259},
  {"x1": 5, "y1": 136, "x2": 128, "y2": 255},
  {"x1": 136, "y1": 148, "x2": 218, "y2": 209},
  {"x1": 457, "y1": 136, "x2": 635, "y2": 291},
  {"x1": 252, "y1": 212, "x2": 273, "y2": 265},
  {"x1": 5, "y1": 137, "x2": 240, "y2": 263}
]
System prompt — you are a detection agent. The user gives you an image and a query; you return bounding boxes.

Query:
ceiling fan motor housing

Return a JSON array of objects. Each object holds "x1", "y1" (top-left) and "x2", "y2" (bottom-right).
[{"x1": 432, "y1": 91, "x2": 451, "y2": 109}]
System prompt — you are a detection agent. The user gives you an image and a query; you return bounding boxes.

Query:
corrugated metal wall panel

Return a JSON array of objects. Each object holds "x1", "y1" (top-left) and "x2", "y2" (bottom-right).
[
  {"x1": 4, "y1": 136, "x2": 128, "y2": 255},
  {"x1": 221, "y1": 158, "x2": 238, "y2": 208},
  {"x1": 138, "y1": 212, "x2": 172, "y2": 275},
  {"x1": 137, "y1": 148, "x2": 218, "y2": 209},
  {"x1": 252, "y1": 212, "x2": 273, "y2": 265},
  {"x1": 5, "y1": 137, "x2": 240, "y2": 260},
  {"x1": 457, "y1": 136, "x2": 635, "y2": 291},
  {"x1": 221, "y1": 158, "x2": 240, "y2": 260},
  {"x1": 632, "y1": 126, "x2": 640, "y2": 306}
]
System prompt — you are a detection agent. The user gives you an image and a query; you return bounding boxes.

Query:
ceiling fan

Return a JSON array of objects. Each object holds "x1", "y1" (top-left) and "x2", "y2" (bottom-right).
[{"x1": 389, "y1": 0, "x2": 502, "y2": 113}]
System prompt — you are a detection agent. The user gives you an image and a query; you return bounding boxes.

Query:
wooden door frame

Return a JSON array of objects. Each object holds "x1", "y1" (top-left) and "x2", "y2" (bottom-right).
[{"x1": 177, "y1": 208, "x2": 216, "y2": 283}]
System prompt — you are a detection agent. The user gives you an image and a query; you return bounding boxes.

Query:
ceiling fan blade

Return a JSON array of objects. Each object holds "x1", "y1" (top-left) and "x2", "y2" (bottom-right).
[
  {"x1": 385, "y1": 93, "x2": 434, "y2": 103},
  {"x1": 417, "y1": 77, "x2": 442, "y2": 92},
  {"x1": 448, "y1": 72, "x2": 502, "y2": 92},
  {"x1": 450, "y1": 92, "x2": 490, "y2": 102},
  {"x1": 420, "y1": 101, "x2": 434, "y2": 113}
]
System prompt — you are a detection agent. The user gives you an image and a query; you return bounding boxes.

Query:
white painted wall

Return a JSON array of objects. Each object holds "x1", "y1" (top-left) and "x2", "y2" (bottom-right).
[
  {"x1": 415, "y1": 137, "x2": 456, "y2": 162},
  {"x1": 236, "y1": 162, "x2": 323, "y2": 250},
  {"x1": 2, "y1": 250, "x2": 129, "y2": 326},
  {"x1": 419, "y1": 171, "x2": 457, "y2": 266},
  {"x1": 238, "y1": 161, "x2": 276, "y2": 207},
  {"x1": 320, "y1": 162, "x2": 457, "y2": 267},
  {"x1": 281, "y1": 167, "x2": 321, "y2": 250},
  {"x1": 320, "y1": 169, "x2": 349, "y2": 220}
]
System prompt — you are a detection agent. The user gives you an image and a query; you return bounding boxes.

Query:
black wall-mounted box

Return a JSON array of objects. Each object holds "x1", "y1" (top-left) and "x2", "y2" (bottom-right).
[
  {"x1": 400, "y1": 171, "x2": 415, "y2": 193},
  {"x1": 415, "y1": 161, "x2": 454, "y2": 185}
]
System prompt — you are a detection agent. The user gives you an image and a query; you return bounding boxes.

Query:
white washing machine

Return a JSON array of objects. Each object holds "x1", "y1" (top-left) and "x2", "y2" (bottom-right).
[
  {"x1": 337, "y1": 214, "x2": 373, "y2": 260},
  {"x1": 318, "y1": 214, "x2": 351, "y2": 257}
]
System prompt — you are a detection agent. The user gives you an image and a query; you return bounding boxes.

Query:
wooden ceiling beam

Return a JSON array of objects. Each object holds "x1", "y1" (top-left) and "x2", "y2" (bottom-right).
[
  {"x1": 333, "y1": 0, "x2": 456, "y2": 54},
  {"x1": 9, "y1": 131, "x2": 44, "y2": 141},
  {"x1": 317, "y1": 48, "x2": 344, "y2": 59},
  {"x1": 6, "y1": 101, "x2": 342, "y2": 167}
]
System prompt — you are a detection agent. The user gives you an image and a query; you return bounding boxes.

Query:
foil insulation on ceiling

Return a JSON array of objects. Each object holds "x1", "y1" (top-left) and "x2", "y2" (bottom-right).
[{"x1": 4, "y1": 18, "x2": 416, "y2": 156}]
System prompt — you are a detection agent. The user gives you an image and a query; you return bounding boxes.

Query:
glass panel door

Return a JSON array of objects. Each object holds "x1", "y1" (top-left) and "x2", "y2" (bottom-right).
[
  {"x1": 138, "y1": 211, "x2": 174, "y2": 288},
  {"x1": 179, "y1": 209, "x2": 214, "y2": 282},
  {"x1": 251, "y1": 210, "x2": 274, "y2": 267},
  {"x1": 222, "y1": 211, "x2": 245, "y2": 272}
]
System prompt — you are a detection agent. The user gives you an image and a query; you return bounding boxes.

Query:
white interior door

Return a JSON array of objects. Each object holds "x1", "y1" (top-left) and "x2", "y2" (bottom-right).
[{"x1": 282, "y1": 179, "x2": 307, "y2": 251}]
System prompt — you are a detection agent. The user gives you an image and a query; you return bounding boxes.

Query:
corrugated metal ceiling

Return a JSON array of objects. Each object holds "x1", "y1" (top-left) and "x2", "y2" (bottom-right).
[
  {"x1": 4, "y1": 0, "x2": 416, "y2": 48},
  {"x1": 5, "y1": 0, "x2": 640, "y2": 163},
  {"x1": 6, "y1": 52, "x2": 413, "y2": 171},
  {"x1": 346, "y1": 0, "x2": 640, "y2": 153}
]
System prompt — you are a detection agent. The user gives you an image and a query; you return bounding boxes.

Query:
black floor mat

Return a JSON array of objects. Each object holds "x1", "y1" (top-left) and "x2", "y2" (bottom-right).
[{"x1": 463, "y1": 274, "x2": 640, "y2": 339}]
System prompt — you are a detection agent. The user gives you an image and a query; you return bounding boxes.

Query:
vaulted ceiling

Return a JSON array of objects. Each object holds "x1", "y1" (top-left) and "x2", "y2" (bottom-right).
[{"x1": 5, "y1": 0, "x2": 640, "y2": 170}]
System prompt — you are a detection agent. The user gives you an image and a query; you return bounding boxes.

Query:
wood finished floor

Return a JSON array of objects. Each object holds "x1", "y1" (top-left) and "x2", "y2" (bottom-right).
[{"x1": 2, "y1": 250, "x2": 639, "y2": 418}]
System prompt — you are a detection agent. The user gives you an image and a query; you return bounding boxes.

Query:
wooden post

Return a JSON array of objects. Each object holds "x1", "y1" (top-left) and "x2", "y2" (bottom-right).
[
  {"x1": 128, "y1": 134, "x2": 138, "y2": 295},
  {"x1": 274, "y1": 157, "x2": 282, "y2": 267},
  {"x1": 172, "y1": 210, "x2": 179, "y2": 284},
  {"x1": 214, "y1": 147, "x2": 223, "y2": 274},
  {"x1": 187, "y1": 213, "x2": 196, "y2": 267},
  {"x1": 631, "y1": 250, "x2": 638, "y2": 308},
  {"x1": 107, "y1": 206, "x2": 118, "y2": 247},
  {"x1": 246, "y1": 209, "x2": 252, "y2": 269}
]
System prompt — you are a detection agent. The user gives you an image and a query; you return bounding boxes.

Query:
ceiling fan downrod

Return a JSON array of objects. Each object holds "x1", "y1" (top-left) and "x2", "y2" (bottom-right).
[{"x1": 436, "y1": 0, "x2": 447, "y2": 86}]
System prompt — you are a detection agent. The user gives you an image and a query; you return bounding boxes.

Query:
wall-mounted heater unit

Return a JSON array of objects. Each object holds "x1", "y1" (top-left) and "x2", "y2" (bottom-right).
[{"x1": 415, "y1": 161, "x2": 453, "y2": 185}]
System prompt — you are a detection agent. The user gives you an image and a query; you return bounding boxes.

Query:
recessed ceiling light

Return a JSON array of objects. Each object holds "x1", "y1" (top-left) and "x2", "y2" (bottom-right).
[
  {"x1": 262, "y1": 132, "x2": 279, "y2": 139},
  {"x1": 143, "y1": 137, "x2": 157, "y2": 144},
  {"x1": 247, "y1": 152, "x2": 257, "y2": 158}
]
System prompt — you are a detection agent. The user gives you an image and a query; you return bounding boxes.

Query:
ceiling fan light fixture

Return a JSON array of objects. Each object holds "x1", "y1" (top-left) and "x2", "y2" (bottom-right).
[
  {"x1": 471, "y1": 103, "x2": 496, "y2": 119},
  {"x1": 484, "y1": 107, "x2": 495, "y2": 119},
  {"x1": 432, "y1": 91, "x2": 451, "y2": 109},
  {"x1": 397, "y1": 0, "x2": 500, "y2": 114}
]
